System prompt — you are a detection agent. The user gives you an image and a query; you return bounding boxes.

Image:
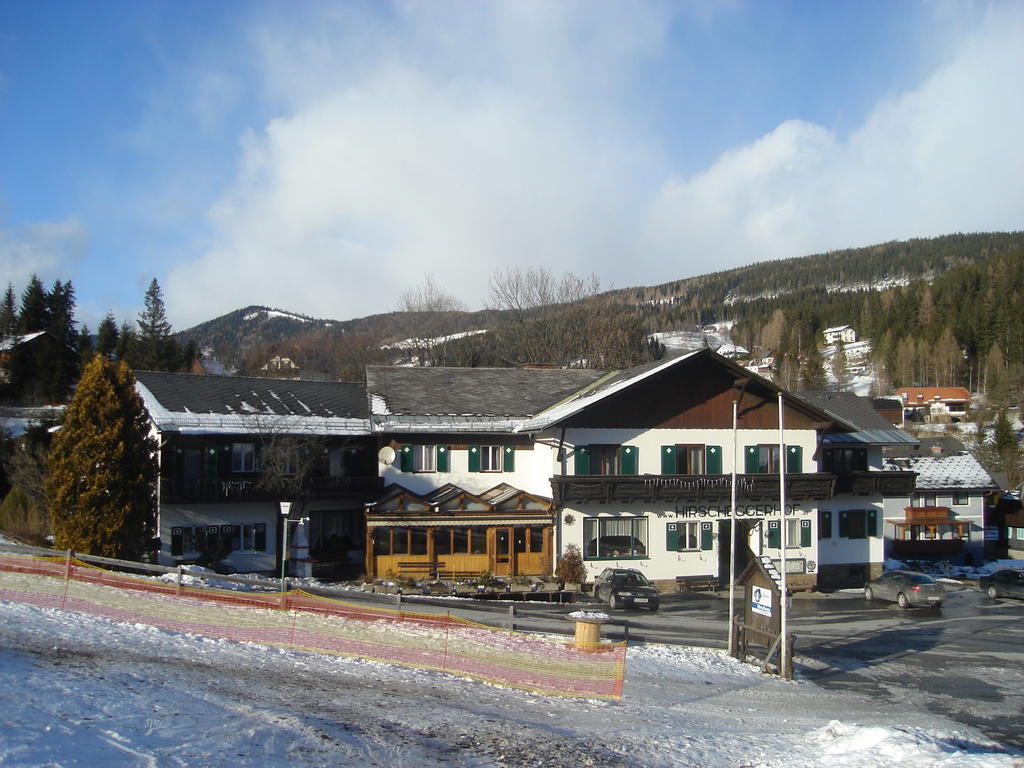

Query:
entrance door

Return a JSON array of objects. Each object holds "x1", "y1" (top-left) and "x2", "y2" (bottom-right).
[
  {"x1": 491, "y1": 527, "x2": 513, "y2": 577},
  {"x1": 718, "y1": 520, "x2": 754, "y2": 582}
]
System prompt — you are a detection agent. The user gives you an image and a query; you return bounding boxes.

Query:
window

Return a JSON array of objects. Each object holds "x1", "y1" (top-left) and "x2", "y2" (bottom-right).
[
  {"x1": 677, "y1": 522, "x2": 700, "y2": 550},
  {"x1": 592, "y1": 445, "x2": 621, "y2": 475},
  {"x1": 838, "y1": 509, "x2": 878, "y2": 539},
  {"x1": 413, "y1": 445, "x2": 435, "y2": 472},
  {"x1": 583, "y1": 516, "x2": 648, "y2": 559},
  {"x1": 822, "y1": 448, "x2": 867, "y2": 473},
  {"x1": 745, "y1": 445, "x2": 780, "y2": 474},
  {"x1": 676, "y1": 446, "x2": 704, "y2": 474},
  {"x1": 915, "y1": 494, "x2": 937, "y2": 507},
  {"x1": 329, "y1": 447, "x2": 345, "y2": 477},
  {"x1": 480, "y1": 446, "x2": 501, "y2": 472},
  {"x1": 281, "y1": 452, "x2": 298, "y2": 476},
  {"x1": 576, "y1": 445, "x2": 638, "y2": 475},
  {"x1": 785, "y1": 519, "x2": 802, "y2": 548},
  {"x1": 952, "y1": 492, "x2": 969, "y2": 506},
  {"x1": 231, "y1": 442, "x2": 255, "y2": 472},
  {"x1": 171, "y1": 523, "x2": 265, "y2": 557}
]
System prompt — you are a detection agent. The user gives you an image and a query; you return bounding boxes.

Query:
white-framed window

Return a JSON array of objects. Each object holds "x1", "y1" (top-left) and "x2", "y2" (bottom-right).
[
  {"x1": 785, "y1": 518, "x2": 801, "y2": 548},
  {"x1": 677, "y1": 521, "x2": 700, "y2": 550},
  {"x1": 583, "y1": 516, "x2": 648, "y2": 559},
  {"x1": 231, "y1": 442, "x2": 255, "y2": 472},
  {"x1": 480, "y1": 445, "x2": 502, "y2": 472},
  {"x1": 413, "y1": 444, "x2": 435, "y2": 472},
  {"x1": 952, "y1": 492, "x2": 969, "y2": 506}
]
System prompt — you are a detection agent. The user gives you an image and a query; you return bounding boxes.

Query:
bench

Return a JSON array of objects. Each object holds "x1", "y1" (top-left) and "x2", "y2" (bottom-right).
[
  {"x1": 676, "y1": 575, "x2": 720, "y2": 592},
  {"x1": 396, "y1": 561, "x2": 441, "y2": 578}
]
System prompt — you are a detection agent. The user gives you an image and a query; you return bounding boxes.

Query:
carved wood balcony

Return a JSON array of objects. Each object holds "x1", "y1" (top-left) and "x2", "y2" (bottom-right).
[
  {"x1": 551, "y1": 473, "x2": 838, "y2": 506},
  {"x1": 835, "y1": 471, "x2": 917, "y2": 496}
]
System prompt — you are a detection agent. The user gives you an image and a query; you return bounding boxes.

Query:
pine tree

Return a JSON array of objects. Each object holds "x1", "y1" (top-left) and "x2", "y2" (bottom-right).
[
  {"x1": 44, "y1": 280, "x2": 79, "y2": 401},
  {"x1": 830, "y1": 342, "x2": 849, "y2": 392},
  {"x1": 135, "y1": 279, "x2": 180, "y2": 371},
  {"x1": 800, "y1": 344, "x2": 828, "y2": 391},
  {"x1": 96, "y1": 313, "x2": 119, "y2": 358},
  {"x1": 46, "y1": 357, "x2": 158, "y2": 559},
  {"x1": 17, "y1": 275, "x2": 49, "y2": 333},
  {"x1": 0, "y1": 283, "x2": 17, "y2": 339}
]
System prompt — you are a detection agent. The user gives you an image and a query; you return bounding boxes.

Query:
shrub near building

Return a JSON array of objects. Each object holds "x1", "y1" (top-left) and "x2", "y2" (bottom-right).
[{"x1": 46, "y1": 357, "x2": 158, "y2": 559}]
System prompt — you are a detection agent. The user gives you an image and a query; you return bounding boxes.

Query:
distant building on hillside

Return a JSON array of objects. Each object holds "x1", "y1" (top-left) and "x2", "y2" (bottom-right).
[
  {"x1": 896, "y1": 387, "x2": 970, "y2": 423},
  {"x1": 822, "y1": 325, "x2": 856, "y2": 345}
]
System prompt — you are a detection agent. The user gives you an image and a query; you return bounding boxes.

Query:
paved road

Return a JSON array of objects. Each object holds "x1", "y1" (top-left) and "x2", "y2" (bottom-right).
[{"x1": 324, "y1": 583, "x2": 1024, "y2": 750}]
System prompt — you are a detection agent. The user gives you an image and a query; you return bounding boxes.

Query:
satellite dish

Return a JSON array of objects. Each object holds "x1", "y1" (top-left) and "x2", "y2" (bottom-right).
[{"x1": 378, "y1": 446, "x2": 396, "y2": 465}]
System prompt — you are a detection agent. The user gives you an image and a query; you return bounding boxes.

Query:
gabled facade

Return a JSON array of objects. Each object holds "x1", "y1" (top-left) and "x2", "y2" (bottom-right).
[
  {"x1": 823, "y1": 325, "x2": 856, "y2": 345},
  {"x1": 135, "y1": 371, "x2": 380, "y2": 576},
  {"x1": 896, "y1": 387, "x2": 970, "y2": 422},
  {"x1": 883, "y1": 438, "x2": 999, "y2": 566}
]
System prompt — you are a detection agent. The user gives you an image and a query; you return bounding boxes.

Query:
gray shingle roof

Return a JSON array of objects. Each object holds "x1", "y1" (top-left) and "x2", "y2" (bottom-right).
[
  {"x1": 797, "y1": 391, "x2": 918, "y2": 446},
  {"x1": 883, "y1": 451, "x2": 999, "y2": 491},
  {"x1": 366, "y1": 366, "x2": 606, "y2": 419},
  {"x1": 134, "y1": 371, "x2": 369, "y2": 435}
]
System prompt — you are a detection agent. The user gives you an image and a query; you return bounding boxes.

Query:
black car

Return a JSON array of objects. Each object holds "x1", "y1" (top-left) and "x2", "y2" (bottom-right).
[
  {"x1": 592, "y1": 568, "x2": 660, "y2": 611},
  {"x1": 979, "y1": 569, "x2": 1024, "y2": 599}
]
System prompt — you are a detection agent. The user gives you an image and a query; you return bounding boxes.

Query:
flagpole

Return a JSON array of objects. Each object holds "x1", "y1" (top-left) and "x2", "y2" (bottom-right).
[
  {"x1": 778, "y1": 393, "x2": 788, "y2": 678},
  {"x1": 728, "y1": 398, "x2": 738, "y2": 654}
]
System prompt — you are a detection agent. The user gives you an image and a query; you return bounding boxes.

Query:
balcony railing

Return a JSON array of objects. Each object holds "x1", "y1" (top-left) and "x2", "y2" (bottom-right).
[
  {"x1": 891, "y1": 538, "x2": 964, "y2": 556},
  {"x1": 160, "y1": 475, "x2": 383, "y2": 503},
  {"x1": 834, "y1": 471, "x2": 917, "y2": 496},
  {"x1": 551, "y1": 473, "x2": 838, "y2": 506}
]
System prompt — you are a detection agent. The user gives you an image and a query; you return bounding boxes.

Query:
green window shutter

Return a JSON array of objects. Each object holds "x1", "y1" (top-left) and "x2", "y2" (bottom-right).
[
  {"x1": 206, "y1": 447, "x2": 219, "y2": 479},
  {"x1": 767, "y1": 520, "x2": 781, "y2": 549},
  {"x1": 661, "y1": 446, "x2": 676, "y2": 474},
  {"x1": 436, "y1": 445, "x2": 449, "y2": 472},
  {"x1": 744, "y1": 446, "x2": 759, "y2": 473},
  {"x1": 800, "y1": 519, "x2": 812, "y2": 547},
  {"x1": 666, "y1": 522, "x2": 680, "y2": 551},
  {"x1": 254, "y1": 523, "x2": 267, "y2": 552},
  {"x1": 574, "y1": 446, "x2": 591, "y2": 476},
  {"x1": 619, "y1": 445, "x2": 638, "y2": 475},
  {"x1": 867, "y1": 508, "x2": 878, "y2": 537},
  {"x1": 700, "y1": 522, "x2": 714, "y2": 551},
  {"x1": 838, "y1": 510, "x2": 850, "y2": 538},
  {"x1": 468, "y1": 446, "x2": 481, "y2": 472},
  {"x1": 705, "y1": 445, "x2": 722, "y2": 474},
  {"x1": 171, "y1": 527, "x2": 183, "y2": 557},
  {"x1": 786, "y1": 445, "x2": 802, "y2": 473},
  {"x1": 503, "y1": 446, "x2": 515, "y2": 472},
  {"x1": 819, "y1": 510, "x2": 833, "y2": 539},
  {"x1": 400, "y1": 445, "x2": 413, "y2": 472}
]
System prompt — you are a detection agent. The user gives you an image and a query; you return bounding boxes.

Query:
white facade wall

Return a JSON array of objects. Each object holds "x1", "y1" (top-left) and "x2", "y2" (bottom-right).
[
  {"x1": 379, "y1": 442, "x2": 556, "y2": 497},
  {"x1": 158, "y1": 501, "x2": 280, "y2": 573}
]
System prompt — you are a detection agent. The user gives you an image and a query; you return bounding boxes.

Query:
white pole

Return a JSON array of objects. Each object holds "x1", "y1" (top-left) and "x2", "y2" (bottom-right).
[
  {"x1": 279, "y1": 501, "x2": 292, "y2": 591},
  {"x1": 778, "y1": 393, "x2": 788, "y2": 677},
  {"x1": 728, "y1": 399, "x2": 738, "y2": 653}
]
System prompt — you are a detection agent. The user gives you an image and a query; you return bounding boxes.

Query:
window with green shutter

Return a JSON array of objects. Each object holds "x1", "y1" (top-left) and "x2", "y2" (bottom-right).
[
  {"x1": 744, "y1": 445, "x2": 759, "y2": 473},
  {"x1": 705, "y1": 445, "x2": 722, "y2": 474},
  {"x1": 786, "y1": 445, "x2": 802, "y2": 473},
  {"x1": 819, "y1": 510, "x2": 833, "y2": 539},
  {"x1": 700, "y1": 522, "x2": 714, "y2": 550},
  {"x1": 400, "y1": 445, "x2": 413, "y2": 472},
  {"x1": 800, "y1": 519, "x2": 812, "y2": 547},
  {"x1": 436, "y1": 445, "x2": 449, "y2": 472},
  {"x1": 661, "y1": 446, "x2": 676, "y2": 474},
  {"x1": 767, "y1": 519, "x2": 781, "y2": 549},
  {"x1": 468, "y1": 445, "x2": 481, "y2": 472},
  {"x1": 666, "y1": 522, "x2": 680, "y2": 551},
  {"x1": 502, "y1": 446, "x2": 515, "y2": 472},
  {"x1": 618, "y1": 445, "x2": 638, "y2": 475},
  {"x1": 574, "y1": 446, "x2": 591, "y2": 475},
  {"x1": 867, "y1": 508, "x2": 878, "y2": 537}
]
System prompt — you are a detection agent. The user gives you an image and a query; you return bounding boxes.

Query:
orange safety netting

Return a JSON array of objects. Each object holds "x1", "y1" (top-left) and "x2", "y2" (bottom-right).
[{"x1": 0, "y1": 553, "x2": 625, "y2": 700}]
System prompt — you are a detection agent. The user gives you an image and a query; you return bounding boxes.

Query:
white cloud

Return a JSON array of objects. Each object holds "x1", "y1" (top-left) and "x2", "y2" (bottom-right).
[
  {"x1": 165, "y1": 2, "x2": 1024, "y2": 328},
  {"x1": 639, "y1": 5, "x2": 1024, "y2": 273},
  {"x1": 0, "y1": 218, "x2": 87, "y2": 291}
]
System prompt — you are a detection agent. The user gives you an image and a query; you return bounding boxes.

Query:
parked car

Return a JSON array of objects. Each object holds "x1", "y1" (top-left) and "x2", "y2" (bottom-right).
[
  {"x1": 979, "y1": 569, "x2": 1024, "y2": 599},
  {"x1": 864, "y1": 570, "x2": 945, "y2": 608},
  {"x1": 592, "y1": 568, "x2": 660, "y2": 611}
]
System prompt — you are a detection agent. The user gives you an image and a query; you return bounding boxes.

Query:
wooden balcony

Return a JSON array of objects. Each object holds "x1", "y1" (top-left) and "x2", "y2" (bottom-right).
[
  {"x1": 160, "y1": 475, "x2": 383, "y2": 504},
  {"x1": 551, "y1": 473, "x2": 837, "y2": 506},
  {"x1": 835, "y1": 471, "x2": 917, "y2": 496}
]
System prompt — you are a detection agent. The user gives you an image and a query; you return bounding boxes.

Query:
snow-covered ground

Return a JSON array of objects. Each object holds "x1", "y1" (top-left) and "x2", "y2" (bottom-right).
[{"x1": 2, "y1": 598, "x2": 1019, "y2": 767}]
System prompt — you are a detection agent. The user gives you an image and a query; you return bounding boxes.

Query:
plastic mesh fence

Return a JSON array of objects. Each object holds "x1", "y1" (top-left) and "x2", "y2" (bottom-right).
[{"x1": 0, "y1": 553, "x2": 625, "y2": 700}]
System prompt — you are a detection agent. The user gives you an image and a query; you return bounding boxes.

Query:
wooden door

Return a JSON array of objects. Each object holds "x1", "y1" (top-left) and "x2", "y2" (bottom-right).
[{"x1": 491, "y1": 527, "x2": 513, "y2": 577}]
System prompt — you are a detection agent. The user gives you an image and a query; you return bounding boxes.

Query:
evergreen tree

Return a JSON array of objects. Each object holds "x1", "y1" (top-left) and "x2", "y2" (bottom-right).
[
  {"x1": 135, "y1": 279, "x2": 180, "y2": 371},
  {"x1": 46, "y1": 357, "x2": 158, "y2": 559},
  {"x1": 96, "y1": 313, "x2": 119, "y2": 358},
  {"x1": 17, "y1": 275, "x2": 49, "y2": 333},
  {"x1": 800, "y1": 344, "x2": 828, "y2": 390},
  {"x1": 78, "y1": 324, "x2": 94, "y2": 362},
  {"x1": 0, "y1": 284, "x2": 17, "y2": 339},
  {"x1": 830, "y1": 342, "x2": 849, "y2": 392},
  {"x1": 116, "y1": 321, "x2": 138, "y2": 364},
  {"x1": 43, "y1": 280, "x2": 79, "y2": 401}
]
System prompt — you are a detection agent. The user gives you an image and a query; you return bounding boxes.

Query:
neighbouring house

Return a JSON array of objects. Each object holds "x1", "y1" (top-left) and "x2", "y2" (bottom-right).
[
  {"x1": 822, "y1": 325, "x2": 857, "y2": 345},
  {"x1": 883, "y1": 438, "x2": 999, "y2": 566},
  {"x1": 1005, "y1": 508, "x2": 1024, "y2": 559},
  {"x1": 872, "y1": 398, "x2": 904, "y2": 427},
  {"x1": 188, "y1": 357, "x2": 231, "y2": 376},
  {"x1": 895, "y1": 387, "x2": 971, "y2": 423},
  {"x1": 134, "y1": 371, "x2": 381, "y2": 578},
  {"x1": 796, "y1": 391, "x2": 918, "y2": 587},
  {"x1": 364, "y1": 365, "x2": 606, "y2": 581}
]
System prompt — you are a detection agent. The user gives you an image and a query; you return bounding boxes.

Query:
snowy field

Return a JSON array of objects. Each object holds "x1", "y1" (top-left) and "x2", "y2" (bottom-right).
[{"x1": 1, "y1": 599, "x2": 1020, "y2": 767}]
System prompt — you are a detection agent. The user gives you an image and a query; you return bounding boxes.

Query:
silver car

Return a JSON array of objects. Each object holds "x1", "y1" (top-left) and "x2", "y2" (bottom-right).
[{"x1": 865, "y1": 570, "x2": 945, "y2": 608}]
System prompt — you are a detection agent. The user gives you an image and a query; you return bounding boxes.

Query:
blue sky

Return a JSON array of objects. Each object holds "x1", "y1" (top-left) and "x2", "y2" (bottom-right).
[{"x1": 1, "y1": 0, "x2": 1021, "y2": 330}]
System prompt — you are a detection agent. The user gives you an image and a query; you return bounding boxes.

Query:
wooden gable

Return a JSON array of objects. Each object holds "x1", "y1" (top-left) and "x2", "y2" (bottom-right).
[{"x1": 561, "y1": 353, "x2": 827, "y2": 430}]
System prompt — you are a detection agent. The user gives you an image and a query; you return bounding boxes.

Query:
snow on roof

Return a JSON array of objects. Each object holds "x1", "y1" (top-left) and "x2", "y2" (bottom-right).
[
  {"x1": 883, "y1": 451, "x2": 999, "y2": 491},
  {"x1": 823, "y1": 325, "x2": 853, "y2": 334},
  {"x1": 0, "y1": 330, "x2": 48, "y2": 352}
]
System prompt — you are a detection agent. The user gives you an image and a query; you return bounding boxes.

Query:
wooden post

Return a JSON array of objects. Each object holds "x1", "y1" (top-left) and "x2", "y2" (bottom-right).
[
  {"x1": 507, "y1": 604, "x2": 516, "y2": 631},
  {"x1": 570, "y1": 617, "x2": 605, "y2": 649},
  {"x1": 64, "y1": 550, "x2": 73, "y2": 580},
  {"x1": 176, "y1": 565, "x2": 184, "y2": 597}
]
